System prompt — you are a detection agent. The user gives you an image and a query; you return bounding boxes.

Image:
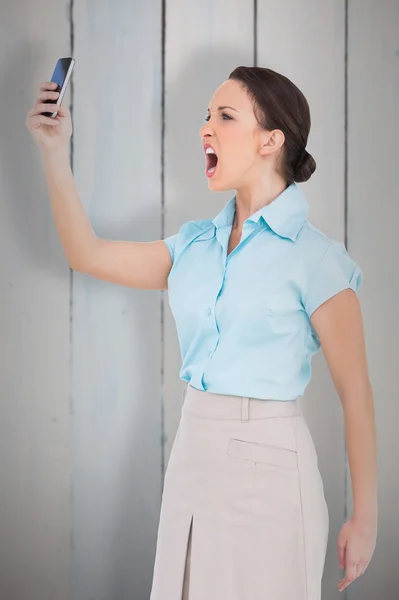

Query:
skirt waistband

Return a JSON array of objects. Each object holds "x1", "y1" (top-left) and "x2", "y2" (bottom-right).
[{"x1": 182, "y1": 384, "x2": 301, "y2": 421}]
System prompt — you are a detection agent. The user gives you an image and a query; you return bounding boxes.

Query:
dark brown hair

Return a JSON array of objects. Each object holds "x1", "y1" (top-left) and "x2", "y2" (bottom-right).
[{"x1": 228, "y1": 66, "x2": 316, "y2": 184}]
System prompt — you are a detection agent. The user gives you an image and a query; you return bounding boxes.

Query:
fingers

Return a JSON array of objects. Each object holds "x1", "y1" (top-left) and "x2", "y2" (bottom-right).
[
  {"x1": 338, "y1": 558, "x2": 356, "y2": 592},
  {"x1": 30, "y1": 114, "x2": 60, "y2": 127},
  {"x1": 35, "y1": 90, "x2": 60, "y2": 105},
  {"x1": 356, "y1": 560, "x2": 368, "y2": 577},
  {"x1": 31, "y1": 102, "x2": 61, "y2": 115},
  {"x1": 31, "y1": 81, "x2": 61, "y2": 111},
  {"x1": 28, "y1": 80, "x2": 68, "y2": 119},
  {"x1": 39, "y1": 81, "x2": 58, "y2": 92},
  {"x1": 346, "y1": 560, "x2": 358, "y2": 583},
  {"x1": 28, "y1": 102, "x2": 57, "y2": 117},
  {"x1": 27, "y1": 103, "x2": 59, "y2": 119},
  {"x1": 26, "y1": 82, "x2": 67, "y2": 133},
  {"x1": 338, "y1": 561, "x2": 368, "y2": 591}
]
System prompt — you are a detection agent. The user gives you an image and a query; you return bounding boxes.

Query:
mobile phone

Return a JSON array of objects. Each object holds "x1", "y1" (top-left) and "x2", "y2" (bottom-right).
[{"x1": 42, "y1": 57, "x2": 75, "y2": 118}]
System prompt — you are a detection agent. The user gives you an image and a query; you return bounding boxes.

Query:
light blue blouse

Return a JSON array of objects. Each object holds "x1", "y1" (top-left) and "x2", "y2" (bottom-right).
[{"x1": 163, "y1": 182, "x2": 363, "y2": 400}]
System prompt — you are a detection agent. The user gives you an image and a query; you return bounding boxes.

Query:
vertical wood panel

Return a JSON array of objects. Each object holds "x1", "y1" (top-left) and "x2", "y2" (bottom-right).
[
  {"x1": 348, "y1": 1, "x2": 399, "y2": 597},
  {"x1": 0, "y1": 2, "x2": 71, "y2": 599},
  {"x1": 256, "y1": 2, "x2": 347, "y2": 597},
  {"x1": 72, "y1": 1, "x2": 163, "y2": 598},
  {"x1": 164, "y1": 0, "x2": 254, "y2": 463}
]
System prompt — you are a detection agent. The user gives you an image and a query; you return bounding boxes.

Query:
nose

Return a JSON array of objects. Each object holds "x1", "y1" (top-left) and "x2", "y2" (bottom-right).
[{"x1": 199, "y1": 121, "x2": 213, "y2": 139}]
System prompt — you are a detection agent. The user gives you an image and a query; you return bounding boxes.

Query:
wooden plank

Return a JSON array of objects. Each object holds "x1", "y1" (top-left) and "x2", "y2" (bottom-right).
[
  {"x1": 348, "y1": 1, "x2": 399, "y2": 597},
  {"x1": 164, "y1": 0, "x2": 254, "y2": 468},
  {"x1": 257, "y1": 2, "x2": 347, "y2": 596},
  {"x1": 0, "y1": 2, "x2": 71, "y2": 599},
  {"x1": 72, "y1": 1, "x2": 163, "y2": 597}
]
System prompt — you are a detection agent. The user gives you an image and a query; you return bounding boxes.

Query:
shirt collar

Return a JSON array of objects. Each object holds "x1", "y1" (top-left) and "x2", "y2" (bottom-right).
[{"x1": 211, "y1": 182, "x2": 309, "y2": 241}]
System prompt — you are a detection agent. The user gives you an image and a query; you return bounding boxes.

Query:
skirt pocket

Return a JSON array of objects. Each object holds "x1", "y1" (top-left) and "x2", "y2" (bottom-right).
[{"x1": 226, "y1": 437, "x2": 298, "y2": 470}]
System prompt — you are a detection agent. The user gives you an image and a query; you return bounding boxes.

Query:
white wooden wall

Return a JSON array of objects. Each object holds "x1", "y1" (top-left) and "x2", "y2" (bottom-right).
[{"x1": 1, "y1": 1, "x2": 397, "y2": 599}]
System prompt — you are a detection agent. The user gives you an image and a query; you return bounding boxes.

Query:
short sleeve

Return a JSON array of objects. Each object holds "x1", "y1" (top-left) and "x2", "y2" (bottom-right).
[
  {"x1": 304, "y1": 241, "x2": 364, "y2": 317},
  {"x1": 162, "y1": 219, "x2": 215, "y2": 266},
  {"x1": 163, "y1": 233, "x2": 178, "y2": 264}
]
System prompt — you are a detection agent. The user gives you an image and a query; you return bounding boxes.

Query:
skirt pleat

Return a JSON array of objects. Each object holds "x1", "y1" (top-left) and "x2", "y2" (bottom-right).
[{"x1": 149, "y1": 384, "x2": 329, "y2": 600}]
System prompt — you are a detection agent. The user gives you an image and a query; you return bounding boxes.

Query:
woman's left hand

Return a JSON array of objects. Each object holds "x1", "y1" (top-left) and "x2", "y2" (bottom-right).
[{"x1": 337, "y1": 515, "x2": 377, "y2": 592}]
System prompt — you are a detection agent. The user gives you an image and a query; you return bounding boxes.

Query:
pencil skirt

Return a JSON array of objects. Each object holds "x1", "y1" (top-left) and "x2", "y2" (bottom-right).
[{"x1": 149, "y1": 384, "x2": 329, "y2": 600}]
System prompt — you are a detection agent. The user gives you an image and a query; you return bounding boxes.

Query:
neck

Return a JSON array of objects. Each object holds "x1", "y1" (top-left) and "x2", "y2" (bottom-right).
[{"x1": 233, "y1": 177, "x2": 288, "y2": 230}]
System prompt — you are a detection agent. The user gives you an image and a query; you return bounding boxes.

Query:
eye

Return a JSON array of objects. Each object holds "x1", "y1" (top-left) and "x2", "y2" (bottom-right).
[{"x1": 204, "y1": 112, "x2": 232, "y2": 122}]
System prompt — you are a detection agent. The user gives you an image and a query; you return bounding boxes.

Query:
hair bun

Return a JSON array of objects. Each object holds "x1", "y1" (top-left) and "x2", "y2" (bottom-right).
[{"x1": 294, "y1": 148, "x2": 316, "y2": 183}]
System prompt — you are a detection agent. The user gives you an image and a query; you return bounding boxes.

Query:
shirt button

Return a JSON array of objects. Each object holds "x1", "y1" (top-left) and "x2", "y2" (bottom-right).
[{"x1": 206, "y1": 308, "x2": 212, "y2": 316}]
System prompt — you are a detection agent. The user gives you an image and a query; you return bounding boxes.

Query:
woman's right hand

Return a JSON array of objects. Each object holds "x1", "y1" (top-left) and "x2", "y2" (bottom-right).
[{"x1": 26, "y1": 81, "x2": 72, "y2": 152}]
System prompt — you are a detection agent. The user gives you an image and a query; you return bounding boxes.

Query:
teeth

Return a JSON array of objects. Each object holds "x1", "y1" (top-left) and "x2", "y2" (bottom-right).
[{"x1": 205, "y1": 147, "x2": 216, "y2": 154}]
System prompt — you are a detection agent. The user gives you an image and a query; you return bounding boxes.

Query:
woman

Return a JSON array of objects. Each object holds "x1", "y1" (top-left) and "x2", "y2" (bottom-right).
[{"x1": 26, "y1": 65, "x2": 377, "y2": 599}]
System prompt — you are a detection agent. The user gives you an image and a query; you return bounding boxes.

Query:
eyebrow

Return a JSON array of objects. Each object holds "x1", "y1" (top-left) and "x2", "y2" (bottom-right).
[{"x1": 206, "y1": 105, "x2": 239, "y2": 112}]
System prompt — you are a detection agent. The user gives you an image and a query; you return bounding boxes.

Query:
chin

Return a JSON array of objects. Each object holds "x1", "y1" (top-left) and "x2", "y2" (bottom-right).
[{"x1": 207, "y1": 177, "x2": 233, "y2": 192}]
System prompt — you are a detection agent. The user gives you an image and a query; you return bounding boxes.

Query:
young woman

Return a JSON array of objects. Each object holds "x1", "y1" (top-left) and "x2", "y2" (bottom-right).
[{"x1": 27, "y1": 65, "x2": 377, "y2": 600}]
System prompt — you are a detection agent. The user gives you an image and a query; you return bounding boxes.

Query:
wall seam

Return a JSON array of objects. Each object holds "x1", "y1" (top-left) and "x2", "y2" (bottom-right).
[
  {"x1": 160, "y1": 0, "x2": 167, "y2": 486},
  {"x1": 68, "y1": 0, "x2": 75, "y2": 592},
  {"x1": 344, "y1": 2, "x2": 349, "y2": 599},
  {"x1": 253, "y1": 0, "x2": 257, "y2": 66}
]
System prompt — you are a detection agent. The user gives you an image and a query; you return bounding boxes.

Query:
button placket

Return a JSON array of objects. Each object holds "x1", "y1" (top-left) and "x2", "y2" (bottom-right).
[{"x1": 202, "y1": 257, "x2": 228, "y2": 379}]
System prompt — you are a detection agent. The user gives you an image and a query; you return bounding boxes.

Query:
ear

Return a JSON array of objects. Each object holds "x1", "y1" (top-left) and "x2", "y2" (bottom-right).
[{"x1": 259, "y1": 129, "x2": 285, "y2": 157}]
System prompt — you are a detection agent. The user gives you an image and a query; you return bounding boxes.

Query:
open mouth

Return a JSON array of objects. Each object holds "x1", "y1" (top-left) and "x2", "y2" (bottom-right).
[{"x1": 206, "y1": 150, "x2": 219, "y2": 176}]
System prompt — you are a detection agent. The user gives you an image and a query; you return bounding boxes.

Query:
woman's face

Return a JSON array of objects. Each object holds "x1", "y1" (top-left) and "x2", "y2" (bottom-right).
[{"x1": 199, "y1": 79, "x2": 277, "y2": 192}]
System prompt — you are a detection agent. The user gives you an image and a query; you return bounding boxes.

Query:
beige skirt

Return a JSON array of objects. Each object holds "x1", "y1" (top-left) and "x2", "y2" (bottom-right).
[{"x1": 150, "y1": 384, "x2": 329, "y2": 600}]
